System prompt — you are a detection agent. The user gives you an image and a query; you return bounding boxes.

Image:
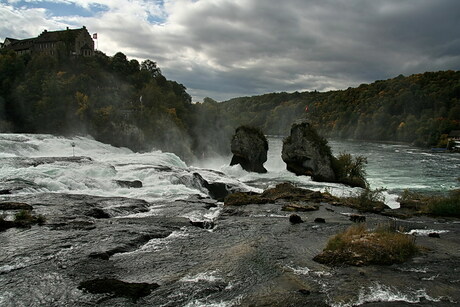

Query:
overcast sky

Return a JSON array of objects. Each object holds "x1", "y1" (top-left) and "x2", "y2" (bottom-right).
[{"x1": 1, "y1": 0, "x2": 460, "y2": 102}]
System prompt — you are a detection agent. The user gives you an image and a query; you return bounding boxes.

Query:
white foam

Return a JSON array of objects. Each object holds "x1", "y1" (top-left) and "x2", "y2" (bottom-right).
[
  {"x1": 180, "y1": 270, "x2": 222, "y2": 283},
  {"x1": 0, "y1": 263, "x2": 27, "y2": 274},
  {"x1": 356, "y1": 283, "x2": 441, "y2": 305},
  {"x1": 287, "y1": 265, "x2": 332, "y2": 277},
  {"x1": 330, "y1": 283, "x2": 443, "y2": 307},
  {"x1": 406, "y1": 229, "x2": 450, "y2": 236},
  {"x1": 183, "y1": 295, "x2": 243, "y2": 307},
  {"x1": 398, "y1": 267, "x2": 429, "y2": 273}
]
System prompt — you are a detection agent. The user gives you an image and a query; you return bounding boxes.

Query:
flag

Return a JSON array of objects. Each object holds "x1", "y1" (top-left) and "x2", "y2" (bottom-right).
[{"x1": 93, "y1": 33, "x2": 98, "y2": 39}]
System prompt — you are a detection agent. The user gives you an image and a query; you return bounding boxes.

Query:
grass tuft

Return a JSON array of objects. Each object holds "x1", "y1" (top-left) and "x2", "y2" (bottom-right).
[
  {"x1": 425, "y1": 190, "x2": 460, "y2": 217},
  {"x1": 314, "y1": 223, "x2": 419, "y2": 266},
  {"x1": 398, "y1": 189, "x2": 460, "y2": 217}
]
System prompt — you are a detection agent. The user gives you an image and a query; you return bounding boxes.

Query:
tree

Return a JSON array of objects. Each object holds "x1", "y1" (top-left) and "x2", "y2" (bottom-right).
[{"x1": 141, "y1": 59, "x2": 162, "y2": 78}]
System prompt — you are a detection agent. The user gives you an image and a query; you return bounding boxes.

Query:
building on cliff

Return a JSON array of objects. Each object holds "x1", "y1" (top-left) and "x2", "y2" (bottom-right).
[{"x1": 1, "y1": 26, "x2": 94, "y2": 57}]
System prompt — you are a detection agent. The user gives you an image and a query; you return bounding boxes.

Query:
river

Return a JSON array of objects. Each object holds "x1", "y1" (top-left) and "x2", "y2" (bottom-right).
[{"x1": 1, "y1": 134, "x2": 459, "y2": 306}]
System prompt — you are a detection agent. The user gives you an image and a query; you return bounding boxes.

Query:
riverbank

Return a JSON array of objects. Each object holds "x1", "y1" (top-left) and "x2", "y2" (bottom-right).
[{"x1": 1, "y1": 188, "x2": 459, "y2": 306}]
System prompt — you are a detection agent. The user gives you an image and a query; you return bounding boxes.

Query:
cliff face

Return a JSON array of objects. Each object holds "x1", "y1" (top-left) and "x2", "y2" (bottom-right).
[{"x1": 282, "y1": 119, "x2": 336, "y2": 182}]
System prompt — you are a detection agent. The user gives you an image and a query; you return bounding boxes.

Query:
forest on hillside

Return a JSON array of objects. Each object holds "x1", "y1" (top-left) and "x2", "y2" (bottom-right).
[
  {"x1": 0, "y1": 49, "x2": 213, "y2": 161},
  {"x1": 1, "y1": 47, "x2": 459, "y2": 161},
  {"x1": 208, "y1": 71, "x2": 460, "y2": 148}
]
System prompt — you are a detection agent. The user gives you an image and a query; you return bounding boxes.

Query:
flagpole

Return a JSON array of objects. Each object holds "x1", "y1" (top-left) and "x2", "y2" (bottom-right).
[{"x1": 93, "y1": 33, "x2": 98, "y2": 51}]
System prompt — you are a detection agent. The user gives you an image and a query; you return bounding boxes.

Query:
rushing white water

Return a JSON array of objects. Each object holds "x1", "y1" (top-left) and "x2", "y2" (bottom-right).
[
  {"x1": 1, "y1": 134, "x2": 458, "y2": 208},
  {"x1": 195, "y1": 137, "x2": 366, "y2": 201},
  {"x1": 0, "y1": 134, "x2": 256, "y2": 203}
]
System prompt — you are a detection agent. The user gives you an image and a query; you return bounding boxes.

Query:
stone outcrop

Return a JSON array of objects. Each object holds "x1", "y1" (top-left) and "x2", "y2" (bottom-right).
[
  {"x1": 230, "y1": 126, "x2": 268, "y2": 173},
  {"x1": 193, "y1": 173, "x2": 229, "y2": 201},
  {"x1": 224, "y1": 182, "x2": 337, "y2": 206},
  {"x1": 282, "y1": 120, "x2": 336, "y2": 182},
  {"x1": 281, "y1": 203, "x2": 319, "y2": 212},
  {"x1": 289, "y1": 214, "x2": 303, "y2": 224},
  {"x1": 115, "y1": 180, "x2": 143, "y2": 188}
]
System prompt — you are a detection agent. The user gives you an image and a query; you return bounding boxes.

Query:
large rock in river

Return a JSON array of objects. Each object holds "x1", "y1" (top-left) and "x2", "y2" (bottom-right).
[
  {"x1": 230, "y1": 126, "x2": 268, "y2": 173},
  {"x1": 281, "y1": 120, "x2": 336, "y2": 182}
]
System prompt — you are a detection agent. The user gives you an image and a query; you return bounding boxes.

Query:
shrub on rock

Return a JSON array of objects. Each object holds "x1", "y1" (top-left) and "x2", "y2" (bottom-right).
[
  {"x1": 331, "y1": 153, "x2": 368, "y2": 188},
  {"x1": 314, "y1": 224, "x2": 419, "y2": 266}
]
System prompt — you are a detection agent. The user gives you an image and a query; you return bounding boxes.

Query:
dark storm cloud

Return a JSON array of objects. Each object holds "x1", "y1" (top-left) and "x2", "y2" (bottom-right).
[
  {"x1": 149, "y1": 0, "x2": 460, "y2": 101},
  {"x1": 2, "y1": 0, "x2": 459, "y2": 101}
]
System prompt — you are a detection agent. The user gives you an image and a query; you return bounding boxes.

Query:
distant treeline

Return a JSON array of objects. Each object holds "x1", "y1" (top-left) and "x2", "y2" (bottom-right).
[
  {"x1": 1, "y1": 47, "x2": 459, "y2": 161},
  {"x1": 211, "y1": 71, "x2": 460, "y2": 148}
]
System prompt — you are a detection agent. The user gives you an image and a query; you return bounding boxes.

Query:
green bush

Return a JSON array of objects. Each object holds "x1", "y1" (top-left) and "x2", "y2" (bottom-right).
[
  {"x1": 425, "y1": 190, "x2": 460, "y2": 217},
  {"x1": 332, "y1": 153, "x2": 368, "y2": 188},
  {"x1": 14, "y1": 209, "x2": 33, "y2": 221},
  {"x1": 398, "y1": 189, "x2": 460, "y2": 217}
]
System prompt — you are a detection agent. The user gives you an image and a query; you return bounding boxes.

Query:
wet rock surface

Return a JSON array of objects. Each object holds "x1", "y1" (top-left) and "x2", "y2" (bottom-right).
[
  {"x1": 78, "y1": 278, "x2": 159, "y2": 300},
  {"x1": 0, "y1": 201, "x2": 33, "y2": 211},
  {"x1": 0, "y1": 189, "x2": 459, "y2": 306},
  {"x1": 114, "y1": 180, "x2": 143, "y2": 188},
  {"x1": 230, "y1": 126, "x2": 268, "y2": 173}
]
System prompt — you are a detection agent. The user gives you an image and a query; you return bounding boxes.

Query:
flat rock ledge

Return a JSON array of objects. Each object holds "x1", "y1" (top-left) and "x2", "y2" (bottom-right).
[{"x1": 224, "y1": 182, "x2": 334, "y2": 206}]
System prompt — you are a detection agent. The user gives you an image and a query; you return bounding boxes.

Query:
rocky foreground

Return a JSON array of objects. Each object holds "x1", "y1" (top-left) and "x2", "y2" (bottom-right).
[{"x1": 1, "y1": 184, "x2": 460, "y2": 306}]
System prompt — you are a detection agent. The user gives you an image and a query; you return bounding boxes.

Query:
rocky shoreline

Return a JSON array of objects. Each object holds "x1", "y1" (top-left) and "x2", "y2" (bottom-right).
[{"x1": 1, "y1": 183, "x2": 459, "y2": 306}]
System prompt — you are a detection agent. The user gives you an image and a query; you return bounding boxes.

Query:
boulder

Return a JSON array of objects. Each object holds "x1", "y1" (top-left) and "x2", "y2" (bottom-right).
[
  {"x1": 289, "y1": 214, "x2": 303, "y2": 224},
  {"x1": 192, "y1": 173, "x2": 229, "y2": 201},
  {"x1": 189, "y1": 220, "x2": 215, "y2": 229},
  {"x1": 115, "y1": 180, "x2": 143, "y2": 188},
  {"x1": 428, "y1": 232, "x2": 441, "y2": 238},
  {"x1": 349, "y1": 214, "x2": 366, "y2": 223},
  {"x1": 230, "y1": 126, "x2": 268, "y2": 173},
  {"x1": 282, "y1": 120, "x2": 336, "y2": 182},
  {"x1": 86, "y1": 208, "x2": 111, "y2": 219},
  {"x1": 314, "y1": 217, "x2": 326, "y2": 223}
]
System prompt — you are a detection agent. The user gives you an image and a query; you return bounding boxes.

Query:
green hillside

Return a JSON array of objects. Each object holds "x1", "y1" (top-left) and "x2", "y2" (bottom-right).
[{"x1": 212, "y1": 71, "x2": 460, "y2": 148}]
